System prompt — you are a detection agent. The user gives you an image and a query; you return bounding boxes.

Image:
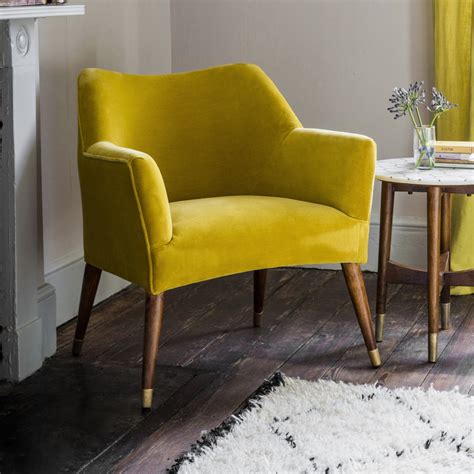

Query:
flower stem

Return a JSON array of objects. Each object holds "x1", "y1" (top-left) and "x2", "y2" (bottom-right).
[
  {"x1": 415, "y1": 107, "x2": 424, "y2": 128},
  {"x1": 414, "y1": 107, "x2": 428, "y2": 144},
  {"x1": 430, "y1": 113, "x2": 440, "y2": 127},
  {"x1": 415, "y1": 149, "x2": 426, "y2": 168},
  {"x1": 408, "y1": 108, "x2": 419, "y2": 129},
  {"x1": 408, "y1": 109, "x2": 424, "y2": 142}
]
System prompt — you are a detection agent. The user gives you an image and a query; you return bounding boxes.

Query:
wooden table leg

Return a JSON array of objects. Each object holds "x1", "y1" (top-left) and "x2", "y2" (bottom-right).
[
  {"x1": 376, "y1": 182, "x2": 395, "y2": 342},
  {"x1": 440, "y1": 193, "x2": 452, "y2": 330},
  {"x1": 427, "y1": 187, "x2": 442, "y2": 362}
]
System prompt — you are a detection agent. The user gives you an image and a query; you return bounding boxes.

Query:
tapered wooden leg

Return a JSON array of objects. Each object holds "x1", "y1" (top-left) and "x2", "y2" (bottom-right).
[
  {"x1": 72, "y1": 263, "x2": 102, "y2": 356},
  {"x1": 376, "y1": 182, "x2": 395, "y2": 342},
  {"x1": 427, "y1": 187, "x2": 442, "y2": 362},
  {"x1": 342, "y1": 263, "x2": 381, "y2": 368},
  {"x1": 253, "y1": 269, "x2": 267, "y2": 327},
  {"x1": 440, "y1": 192, "x2": 451, "y2": 330},
  {"x1": 142, "y1": 293, "x2": 165, "y2": 409}
]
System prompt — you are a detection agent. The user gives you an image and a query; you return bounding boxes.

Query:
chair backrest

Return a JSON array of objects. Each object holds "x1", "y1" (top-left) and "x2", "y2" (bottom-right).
[{"x1": 78, "y1": 64, "x2": 301, "y2": 202}]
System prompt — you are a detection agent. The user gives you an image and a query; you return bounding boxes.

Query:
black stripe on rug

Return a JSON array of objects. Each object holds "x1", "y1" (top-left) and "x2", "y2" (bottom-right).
[{"x1": 167, "y1": 372, "x2": 285, "y2": 473}]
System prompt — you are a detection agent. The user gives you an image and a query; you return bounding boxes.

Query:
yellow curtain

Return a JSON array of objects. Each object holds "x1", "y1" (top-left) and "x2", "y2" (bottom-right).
[{"x1": 434, "y1": 0, "x2": 474, "y2": 295}]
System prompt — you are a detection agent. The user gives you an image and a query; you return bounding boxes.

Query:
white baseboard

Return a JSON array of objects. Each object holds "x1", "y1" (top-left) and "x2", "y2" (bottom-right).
[
  {"x1": 38, "y1": 283, "x2": 56, "y2": 358},
  {"x1": 45, "y1": 257, "x2": 130, "y2": 327},
  {"x1": 307, "y1": 217, "x2": 427, "y2": 272},
  {"x1": 366, "y1": 217, "x2": 426, "y2": 271},
  {"x1": 1, "y1": 265, "x2": 128, "y2": 380},
  {"x1": 16, "y1": 315, "x2": 43, "y2": 380}
]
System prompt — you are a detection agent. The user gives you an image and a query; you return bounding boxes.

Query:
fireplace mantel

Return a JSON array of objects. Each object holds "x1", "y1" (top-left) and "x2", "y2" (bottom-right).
[
  {"x1": 0, "y1": 4, "x2": 84, "y2": 20},
  {"x1": 0, "y1": 4, "x2": 84, "y2": 381}
]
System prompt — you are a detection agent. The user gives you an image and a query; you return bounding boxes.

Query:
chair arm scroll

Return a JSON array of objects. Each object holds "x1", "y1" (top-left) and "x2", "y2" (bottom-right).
[
  {"x1": 79, "y1": 141, "x2": 172, "y2": 292},
  {"x1": 279, "y1": 128, "x2": 376, "y2": 221}
]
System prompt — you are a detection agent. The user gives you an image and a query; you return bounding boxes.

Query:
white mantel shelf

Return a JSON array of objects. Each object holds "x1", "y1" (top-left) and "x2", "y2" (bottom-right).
[{"x1": 0, "y1": 4, "x2": 84, "y2": 20}]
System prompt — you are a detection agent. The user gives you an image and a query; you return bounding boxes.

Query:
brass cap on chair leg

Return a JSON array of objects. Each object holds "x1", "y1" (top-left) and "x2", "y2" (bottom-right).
[
  {"x1": 253, "y1": 311, "x2": 263, "y2": 328},
  {"x1": 368, "y1": 349, "x2": 381, "y2": 368},
  {"x1": 142, "y1": 389, "x2": 153, "y2": 410},
  {"x1": 441, "y1": 303, "x2": 451, "y2": 330},
  {"x1": 428, "y1": 333, "x2": 438, "y2": 363},
  {"x1": 72, "y1": 338, "x2": 83, "y2": 356},
  {"x1": 375, "y1": 314, "x2": 385, "y2": 342}
]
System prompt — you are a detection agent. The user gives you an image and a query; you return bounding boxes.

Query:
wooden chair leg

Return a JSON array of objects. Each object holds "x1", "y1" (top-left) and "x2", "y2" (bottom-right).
[
  {"x1": 427, "y1": 187, "x2": 441, "y2": 362},
  {"x1": 253, "y1": 269, "x2": 267, "y2": 327},
  {"x1": 72, "y1": 263, "x2": 102, "y2": 356},
  {"x1": 142, "y1": 292, "x2": 165, "y2": 410},
  {"x1": 376, "y1": 182, "x2": 395, "y2": 342},
  {"x1": 342, "y1": 263, "x2": 381, "y2": 368},
  {"x1": 440, "y1": 192, "x2": 452, "y2": 330}
]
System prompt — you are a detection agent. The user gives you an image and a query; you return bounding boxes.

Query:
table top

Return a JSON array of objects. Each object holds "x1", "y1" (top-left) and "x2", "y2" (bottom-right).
[{"x1": 375, "y1": 157, "x2": 474, "y2": 186}]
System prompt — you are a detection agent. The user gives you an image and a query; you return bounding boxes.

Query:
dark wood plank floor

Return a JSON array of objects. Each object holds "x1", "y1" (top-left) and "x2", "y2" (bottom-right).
[{"x1": 1, "y1": 269, "x2": 473, "y2": 473}]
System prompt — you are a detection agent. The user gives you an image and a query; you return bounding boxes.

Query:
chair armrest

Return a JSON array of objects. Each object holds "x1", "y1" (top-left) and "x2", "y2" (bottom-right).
[
  {"x1": 278, "y1": 128, "x2": 376, "y2": 221},
  {"x1": 79, "y1": 141, "x2": 172, "y2": 292}
]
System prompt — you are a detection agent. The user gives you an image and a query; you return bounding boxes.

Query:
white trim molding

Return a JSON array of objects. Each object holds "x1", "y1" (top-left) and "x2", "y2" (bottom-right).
[
  {"x1": 366, "y1": 218, "x2": 426, "y2": 271},
  {"x1": 0, "y1": 5, "x2": 84, "y2": 21},
  {"x1": 311, "y1": 217, "x2": 427, "y2": 272},
  {"x1": 46, "y1": 257, "x2": 130, "y2": 328},
  {"x1": 0, "y1": 7, "x2": 84, "y2": 382}
]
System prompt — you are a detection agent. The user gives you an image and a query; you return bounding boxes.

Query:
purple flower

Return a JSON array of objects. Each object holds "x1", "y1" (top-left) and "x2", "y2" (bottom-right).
[
  {"x1": 427, "y1": 87, "x2": 457, "y2": 114},
  {"x1": 388, "y1": 82, "x2": 456, "y2": 128},
  {"x1": 388, "y1": 81, "x2": 425, "y2": 120}
]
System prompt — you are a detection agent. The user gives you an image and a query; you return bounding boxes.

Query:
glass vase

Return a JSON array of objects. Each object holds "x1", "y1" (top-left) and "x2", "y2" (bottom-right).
[{"x1": 413, "y1": 125, "x2": 436, "y2": 170}]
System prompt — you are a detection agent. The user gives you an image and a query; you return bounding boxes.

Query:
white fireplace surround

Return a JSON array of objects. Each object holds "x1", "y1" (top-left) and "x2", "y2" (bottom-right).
[{"x1": 0, "y1": 5, "x2": 85, "y2": 382}]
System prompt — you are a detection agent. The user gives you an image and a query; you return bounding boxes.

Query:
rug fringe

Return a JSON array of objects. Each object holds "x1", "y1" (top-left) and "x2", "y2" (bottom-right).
[{"x1": 167, "y1": 372, "x2": 286, "y2": 473}]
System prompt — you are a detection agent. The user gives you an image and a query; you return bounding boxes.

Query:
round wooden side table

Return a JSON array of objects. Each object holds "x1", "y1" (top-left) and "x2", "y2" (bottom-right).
[{"x1": 375, "y1": 157, "x2": 474, "y2": 363}]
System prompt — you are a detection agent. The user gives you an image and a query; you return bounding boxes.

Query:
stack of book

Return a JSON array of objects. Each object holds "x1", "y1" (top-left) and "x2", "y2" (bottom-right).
[{"x1": 434, "y1": 141, "x2": 474, "y2": 169}]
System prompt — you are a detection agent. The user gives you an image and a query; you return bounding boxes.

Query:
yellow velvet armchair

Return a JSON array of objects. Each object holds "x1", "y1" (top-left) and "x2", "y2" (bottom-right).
[{"x1": 73, "y1": 64, "x2": 379, "y2": 409}]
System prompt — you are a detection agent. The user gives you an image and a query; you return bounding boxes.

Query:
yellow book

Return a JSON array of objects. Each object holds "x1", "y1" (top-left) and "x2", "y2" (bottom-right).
[{"x1": 435, "y1": 141, "x2": 474, "y2": 153}]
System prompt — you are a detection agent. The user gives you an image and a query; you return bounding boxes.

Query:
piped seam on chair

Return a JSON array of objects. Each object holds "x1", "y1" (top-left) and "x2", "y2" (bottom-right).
[
  {"x1": 280, "y1": 126, "x2": 299, "y2": 149},
  {"x1": 357, "y1": 220, "x2": 367, "y2": 263},
  {"x1": 150, "y1": 238, "x2": 174, "y2": 251},
  {"x1": 82, "y1": 150, "x2": 175, "y2": 293},
  {"x1": 78, "y1": 111, "x2": 86, "y2": 155},
  {"x1": 83, "y1": 150, "x2": 155, "y2": 294},
  {"x1": 127, "y1": 161, "x2": 156, "y2": 295},
  {"x1": 83, "y1": 150, "x2": 145, "y2": 164}
]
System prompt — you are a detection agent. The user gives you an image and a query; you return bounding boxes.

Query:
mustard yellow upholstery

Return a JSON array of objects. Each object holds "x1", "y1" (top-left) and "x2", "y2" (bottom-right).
[{"x1": 78, "y1": 64, "x2": 376, "y2": 294}]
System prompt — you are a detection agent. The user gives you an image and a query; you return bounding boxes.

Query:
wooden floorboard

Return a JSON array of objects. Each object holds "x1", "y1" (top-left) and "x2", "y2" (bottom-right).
[
  {"x1": 369, "y1": 289, "x2": 473, "y2": 390},
  {"x1": 150, "y1": 269, "x2": 303, "y2": 370},
  {"x1": 81, "y1": 371, "x2": 217, "y2": 473},
  {"x1": 0, "y1": 362, "x2": 199, "y2": 473},
  {"x1": 281, "y1": 272, "x2": 390, "y2": 382},
  {"x1": 422, "y1": 305, "x2": 474, "y2": 393},
  {"x1": 0, "y1": 268, "x2": 472, "y2": 473},
  {"x1": 163, "y1": 270, "x2": 332, "y2": 371}
]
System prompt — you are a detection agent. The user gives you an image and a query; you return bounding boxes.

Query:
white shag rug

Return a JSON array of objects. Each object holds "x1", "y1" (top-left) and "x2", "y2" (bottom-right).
[{"x1": 170, "y1": 373, "x2": 474, "y2": 473}]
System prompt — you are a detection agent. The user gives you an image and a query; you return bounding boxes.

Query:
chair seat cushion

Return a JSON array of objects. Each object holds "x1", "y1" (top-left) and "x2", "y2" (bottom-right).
[{"x1": 151, "y1": 195, "x2": 368, "y2": 293}]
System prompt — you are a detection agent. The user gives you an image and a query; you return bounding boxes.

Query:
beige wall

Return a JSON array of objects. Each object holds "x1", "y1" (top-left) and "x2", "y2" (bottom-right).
[
  {"x1": 40, "y1": 0, "x2": 171, "y2": 274},
  {"x1": 38, "y1": 0, "x2": 172, "y2": 324},
  {"x1": 171, "y1": 0, "x2": 434, "y2": 238}
]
